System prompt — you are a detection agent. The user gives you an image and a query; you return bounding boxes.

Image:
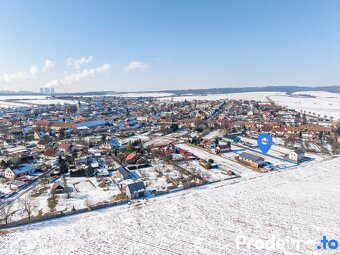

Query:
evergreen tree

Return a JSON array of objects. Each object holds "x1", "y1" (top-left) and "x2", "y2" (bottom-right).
[
  {"x1": 126, "y1": 141, "x2": 134, "y2": 153},
  {"x1": 85, "y1": 165, "x2": 95, "y2": 177}
]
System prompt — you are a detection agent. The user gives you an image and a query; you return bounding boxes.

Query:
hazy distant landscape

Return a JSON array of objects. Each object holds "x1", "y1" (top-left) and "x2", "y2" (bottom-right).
[
  {"x1": 2, "y1": 85, "x2": 340, "y2": 96},
  {"x1": 2, "y1": 87, "x2": 340, "y2": 120}
]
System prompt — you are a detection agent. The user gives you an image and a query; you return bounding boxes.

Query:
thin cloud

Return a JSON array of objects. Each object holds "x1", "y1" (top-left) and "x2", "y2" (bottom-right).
[
  {"x1": 43, "y1": 79, "x2": 59, "y2": 88},
  {"x1": 0, "y1": 59, "x2": 55, "y2": 83},
  {"x1": 124, "y1": 61, "x2": 148, "y2": 72},
  {"x1": 0, "y1": 65, "x2": 38, "y2": 83},
  {"x1": 42, "y1": 63, "x2": 111, "y2": 88},
  {"x1": 66, "y1": 56, "x2": 94, "y2": 70},
  {"x1": 42, "y1": 59, "x2": 56, "y2": 72}
]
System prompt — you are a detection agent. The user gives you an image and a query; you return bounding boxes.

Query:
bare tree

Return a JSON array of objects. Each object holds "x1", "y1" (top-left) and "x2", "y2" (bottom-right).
[
  {"x1": 20, "y1": 195, "x2": 38, "y2": 220},
  {"x1": 0, "y1": 200, "x2": 15, "y2": 225},
  {"x1": 62, "y1": 176, "x2": 71, "y2": 199}
]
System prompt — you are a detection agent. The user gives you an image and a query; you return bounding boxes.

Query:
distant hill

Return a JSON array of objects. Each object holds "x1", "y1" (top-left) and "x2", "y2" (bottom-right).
[
  {"x1": 158, "y1": 85, "x2": 340, "y2": 95},
  {"x1": 69, "y1": 85, "x2": 340, "y2": 96},
  {"x1": 1, "y1": 85, "x2": 340, "y2": 96}
]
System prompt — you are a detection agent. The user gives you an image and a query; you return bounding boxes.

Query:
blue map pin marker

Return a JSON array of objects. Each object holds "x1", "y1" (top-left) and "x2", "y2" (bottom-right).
[{"x1": 257, "y1": 133, "x2": 272, "y2": 154}]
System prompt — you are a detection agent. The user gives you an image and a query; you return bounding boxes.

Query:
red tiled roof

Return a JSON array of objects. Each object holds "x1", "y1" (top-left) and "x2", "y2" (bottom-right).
[
  {"x1": 126, "y1": 153, "x2": 136, "y2": 161},
  {"x1": 44, "y1": 148, "x2": 59, "y2": 157}
]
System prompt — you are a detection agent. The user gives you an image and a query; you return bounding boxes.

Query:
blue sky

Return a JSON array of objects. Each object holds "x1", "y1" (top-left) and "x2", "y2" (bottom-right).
[{"x1": 0, "y1": 0, "x2": 340, "y2": 92}]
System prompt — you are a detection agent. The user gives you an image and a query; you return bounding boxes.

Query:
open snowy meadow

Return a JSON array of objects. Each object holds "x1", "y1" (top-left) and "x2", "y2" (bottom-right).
[
  {"x1": 270, "y1": 91, "x2": 340, "y2": 120},
  {"x1": 1, "y1": 155, "x2": 339, "y2": 255}
]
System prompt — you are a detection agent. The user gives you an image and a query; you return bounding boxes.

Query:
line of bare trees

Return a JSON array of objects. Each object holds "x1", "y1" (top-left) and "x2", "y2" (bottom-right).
[{"x1": 0, "y1": 195, "x2": 38, "y2": 226}]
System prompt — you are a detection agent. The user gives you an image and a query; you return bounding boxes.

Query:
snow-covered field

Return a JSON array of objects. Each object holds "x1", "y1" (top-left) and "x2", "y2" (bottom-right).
[
  {"x1": 1, "y1": 156, "x2": 339, "y2": 255},
  {"x1": 0, "y1": 101, "x2": 29, "y2": 108},
  {"x1": 270, "y1": 91, "x2": 340, "y2": 120},
  {"x1": 114, "y1": 92, "x2": 174, "y2": 98},
  {"x1": 0, "y1": 95, "x2": 47, "y2": 100},
  {"x1": 0, "y1": 94, "x2": 90, "y2": 108},
  {"x1": 16, "y1": 99, "x2": 80, "y2": 105},
  {"x1": 160, "y1": 92, "x2": 284, "y2": 102}
]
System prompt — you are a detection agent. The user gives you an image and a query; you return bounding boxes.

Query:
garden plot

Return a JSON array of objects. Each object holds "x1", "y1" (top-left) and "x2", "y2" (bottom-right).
[
  {"x1": 143, "y1": 135, "x2": 177, "y2": 147},
  {"x1": 67, "y1": 177, "x2": 121, "y2": 204},
  {"x1": 175, "y1": 143, "x2": 258, "y2": 178},
  {"x1": 144, "y1": 131, "x2": 187, "y2": 147},
  {"x1": 231, "y1": 148, "x2": 297, "y2": 170},
  {"x1": 203, "y1": 129, "x2": 225, "y2": 139},
  {"x1": 240, "y1": 136, "x2": 291, "y2": 155},
  {"x1": 238, "y1": 136, "x2": 324, "y2": 162},
  {"x1": 177, "y1": 160, "x2": 229, "y2": 182},
  {"x1": 5, "y1": 176, "x2": 123, "y2": 221},
  {"x1": 121, "y1": 134, "x2": 150, "y2": 144},
  {"x1": 0, "y1": 181, "x2": 12, "y2": 196},
  {"x1": 133, "y1": 160, "x2": 190, "y2": 191},
  {"x1": 304, "y1": 142, "x2": 322, "y2": 153},
  {"x1": 73, "y1": 179, "x2": 96, "y2": 193},
  {"x1": 58, "y1": 177, "x2": 121, "y2": 210}
]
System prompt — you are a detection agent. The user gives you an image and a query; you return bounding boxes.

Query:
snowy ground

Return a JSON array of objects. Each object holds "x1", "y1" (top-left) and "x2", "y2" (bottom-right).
[
  {"x1": 0, "y1": 99, "x2": 81, "y2": 108},
  {"x1": 160, "y1": 92, "x2": 282, "y2": 102},
  {"x1": 3, "y1": 176, "x2": 122, "y2": 222},
  {"x1": 1, "y1": 156, "x2": 339, "y2": 255},
  {"x1": 143, "y1": 131, "x2": 188, "y2": 147},
  {"x1": 177, "y1": 160, "x2": 231, "y2": 182},
  {"x1": 114, "y1": 92, "x2": 174, "y2": 98},
  {"x1": 0, "y1": 95, "x2": 47, "y2": 100},
  {"x1": 175, "y1": 143, "x2": 259, "y2": 178},
  {"x1": 269, "y1": 92, "x2": 340, "y2": 120},
  {"x1": 134, "y1": 159, "x2": 186, "y2": 191},
  {"x1": 16, "y1": 99, "x2": 81, "y2": 105},
  {"x1": 203, "y1": 129, "x2": 225, "y2": 139},
  {"x1": 0, "y1": 101, "x2": 30, "y2": 108},
  {"x1": 239, "y1": 136, "x2": 325, "y2": 162},
  {"x1": 121, "y1": 134, "x2": 150, "y2": 144}
]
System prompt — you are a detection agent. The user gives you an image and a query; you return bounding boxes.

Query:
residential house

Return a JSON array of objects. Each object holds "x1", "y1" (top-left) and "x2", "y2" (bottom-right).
[
  {"x1": 201, "y1": 139, "x2": 217, "y2": 149},
  {"x1": 34, "y1": 130, "x2": 46, "y2": 140},
  {"x1": 37, "y1": 140, "x2": 48, "y2": 150},
  {"x1": 59, "y1": 141, "x2": 72, "y2": 153},
  {"x1": 215, "y1": 144, "x2": 231, "y2": 154},
  {"x1": 178, "y1": 148, "x2": 194, "y2": 159},
  {"x1": 199, "y1": 159, "x2": 212, "y2": 169},
  {"x1": 125, "y1": 153, "x2": 137, "y2": 164},
  {"x1": 126, "y1": 181, "x2": 146, "y2": 199},
  {"x1": 161, "y1": 144, "x2": 176, "y2": 154},
  {"x1": 43, "y1": 148, "x2": 62, "y2": 160},
  {"x1": 117, "y1": 166, "x2": 133, "y2": 180},
  {"x1": 236, "y1": 152, "x2": 264, "y2": 169},
  {"x1": 52, "y1": 180, "x2": 73, "y2": 194},
  {"x1": 288, "y1": 149, "x2": 305, "y2": 163},
  {"x1": 50, "y1": 122, "x2": 77, "y2": 131},
  {"x1": 225, "y1": 135, "x2": 241, "y2": 143},
  {"x1": 101, "y1": 138, "x2": 121, "y2": 150},
  {"x1": 5, "y1": 164, "x2": 36, "y2": 180}
]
